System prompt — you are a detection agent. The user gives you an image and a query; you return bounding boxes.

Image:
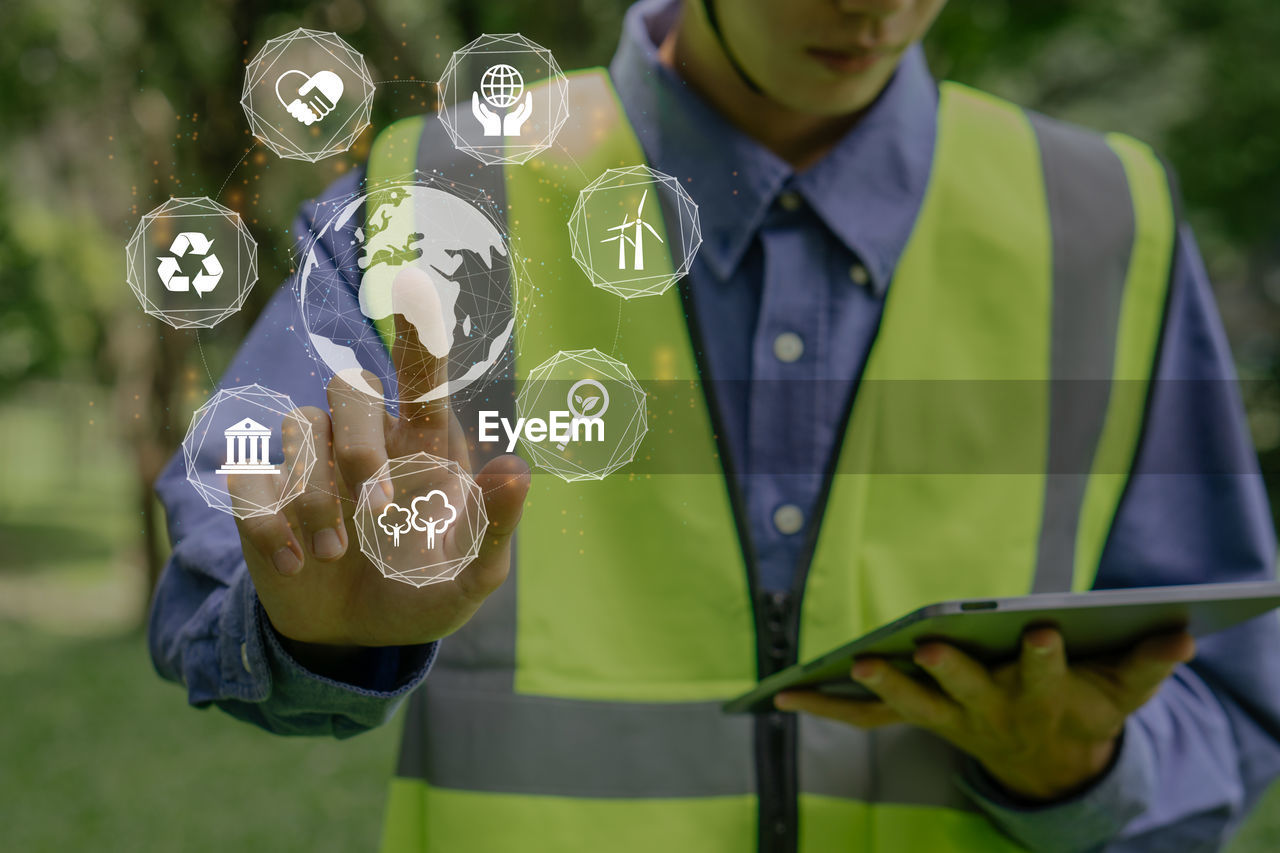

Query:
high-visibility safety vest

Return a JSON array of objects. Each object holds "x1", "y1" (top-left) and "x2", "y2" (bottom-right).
[{"x1": 367, "y1": 69, "x2": 1174, "y2": 852}]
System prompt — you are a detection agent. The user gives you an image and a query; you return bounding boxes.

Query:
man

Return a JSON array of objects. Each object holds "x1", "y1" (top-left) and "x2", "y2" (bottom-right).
[{"x1": 150, "y1": 0, "x2": 1280, "y2": 850}]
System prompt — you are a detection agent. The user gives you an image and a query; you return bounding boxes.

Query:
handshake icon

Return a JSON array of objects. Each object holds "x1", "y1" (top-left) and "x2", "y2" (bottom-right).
[{"x1": 275, "y1": 69, "x2": 344, "y2": 126}]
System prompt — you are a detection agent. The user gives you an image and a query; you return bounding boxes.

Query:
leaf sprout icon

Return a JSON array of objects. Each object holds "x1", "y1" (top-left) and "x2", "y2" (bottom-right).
[
  {"x1": 377, "y1": 490, "x2": 458, "y2": 548},
  {"x1": 557, "y1": 378, "x2": 610, "y2": 451}
]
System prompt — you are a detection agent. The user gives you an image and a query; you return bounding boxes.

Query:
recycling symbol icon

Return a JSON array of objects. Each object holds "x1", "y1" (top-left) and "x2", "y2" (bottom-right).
[{"x1": 157, "y1": 232, "x2": 222, "y2": 296}]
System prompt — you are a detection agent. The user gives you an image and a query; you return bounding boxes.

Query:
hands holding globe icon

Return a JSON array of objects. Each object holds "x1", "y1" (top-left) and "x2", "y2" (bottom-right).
[
  {"x1": 435, "y1": 33, "x2": 569, "y2": 165},
  {"x1": 471, "y1": 63, "x2": 533, "y2": 137}
]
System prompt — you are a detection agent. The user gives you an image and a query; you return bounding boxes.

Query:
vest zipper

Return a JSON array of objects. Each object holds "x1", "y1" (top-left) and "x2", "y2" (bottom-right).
[
  {"x1": 757, "y1": 590, "x2": 799, "y2": 853},
  {"x1": 677, "y1": 281, "x2": 799, "y2": 853}
]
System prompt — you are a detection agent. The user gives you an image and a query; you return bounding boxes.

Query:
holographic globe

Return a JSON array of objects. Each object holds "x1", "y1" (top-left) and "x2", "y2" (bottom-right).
[
  {"x1": 480, "y1": 64, "x2": 523, "y2": 109},
  {"x1": 297, "y1": 180, "x2": 516, "y2": 407}
]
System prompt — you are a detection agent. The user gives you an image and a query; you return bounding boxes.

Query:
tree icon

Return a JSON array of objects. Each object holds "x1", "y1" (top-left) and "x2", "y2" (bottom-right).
[
  {"x1": 410, "y1": 490, "x2": 457, "y2": 549},
  {"x1": 377, "y1": 502, "x2": 413, "y2": 546}
]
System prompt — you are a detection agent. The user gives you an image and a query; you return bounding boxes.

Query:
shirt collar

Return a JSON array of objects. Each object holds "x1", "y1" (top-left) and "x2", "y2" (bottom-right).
[{"x1": 608, "y1": 0, "x2": 938, "y2": 297}]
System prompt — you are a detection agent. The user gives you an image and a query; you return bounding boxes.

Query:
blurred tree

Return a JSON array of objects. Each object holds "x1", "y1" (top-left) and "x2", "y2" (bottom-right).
[{"x1": 0, "y1": 184, "x2": 62, "y2": 393}]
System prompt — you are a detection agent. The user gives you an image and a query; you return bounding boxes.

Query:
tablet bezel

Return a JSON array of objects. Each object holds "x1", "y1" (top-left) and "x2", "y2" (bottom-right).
[{"x1": 722, "y1": 581, "x2": 1280, "y2": 714}]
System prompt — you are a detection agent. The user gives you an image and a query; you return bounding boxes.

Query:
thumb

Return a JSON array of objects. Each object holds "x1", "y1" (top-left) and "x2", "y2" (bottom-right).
[
  {"x1": 455, "y1": 454, "x2": 530, "y2": 599},
  {"x1": 477, "y1": 454, "x2": 531, "y2": 542}
]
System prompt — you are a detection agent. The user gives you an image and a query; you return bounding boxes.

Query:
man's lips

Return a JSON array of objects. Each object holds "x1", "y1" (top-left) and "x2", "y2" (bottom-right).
[{"x1": 805, "y1": 46, "x2": 888, "y2": 74}]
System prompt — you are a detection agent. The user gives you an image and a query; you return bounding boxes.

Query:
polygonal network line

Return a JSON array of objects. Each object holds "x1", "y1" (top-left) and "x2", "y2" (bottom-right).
[
  {"x1": 241, "y1": 28, "x2": 375, "y2": 162},
  {"x1": 182, "y1": 384, "x2": 315, "y2": 519},
  {"x1": 125, "y1": 197, "x2": 258, "y2": 329},
  {"x1": 437, "y1": 33, "x2": 569, "y2": 166},
  {"x1": 294, "y1": 171, "x2": 524, "y2": 410},
  {"x1": 516, "y1": 349, "x2": 648, "y2": 482},
  {"x1": 568, "y1": 165, "x2": 702, "y2": 300},
  {"x1": 354, "y1": 452, "x2": 489, "y2": 587}
]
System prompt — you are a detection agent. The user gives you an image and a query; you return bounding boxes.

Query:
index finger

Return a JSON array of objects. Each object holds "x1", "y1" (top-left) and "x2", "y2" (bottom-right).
[{"x1": 390, "y1": 265, "x2": 451, "y2": 426}]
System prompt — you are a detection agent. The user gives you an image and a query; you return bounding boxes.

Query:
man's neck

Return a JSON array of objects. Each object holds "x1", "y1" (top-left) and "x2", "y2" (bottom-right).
[{"x1": 657, "y1": 9, "x2": 866, "y2": 172}]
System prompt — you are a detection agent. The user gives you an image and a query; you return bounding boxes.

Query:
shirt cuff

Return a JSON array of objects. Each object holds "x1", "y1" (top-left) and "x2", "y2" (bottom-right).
[
  {"x1": 227, "y1": 571, "x2": 436, "y2": 734},
  {"x1": 959, "y1": 721, "x2": 1156, "y2": 853}
]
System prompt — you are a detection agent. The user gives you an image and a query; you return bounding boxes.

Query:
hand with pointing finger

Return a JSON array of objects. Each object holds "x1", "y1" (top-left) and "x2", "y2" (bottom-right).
[
  {"x1": 226, "y1": 285, "x2": 529, "y2": 674},
  {"x1": 774, "y1": 627, "x2": 1196, "y2": 801}
]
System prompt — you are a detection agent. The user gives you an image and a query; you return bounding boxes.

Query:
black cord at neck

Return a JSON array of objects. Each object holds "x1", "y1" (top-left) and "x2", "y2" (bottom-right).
[{"x1": 698, "y1": 0, "x2": 764, "y2": 95}]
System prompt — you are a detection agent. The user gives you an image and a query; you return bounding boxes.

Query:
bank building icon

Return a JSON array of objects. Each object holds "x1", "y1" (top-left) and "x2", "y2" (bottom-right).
[{"x1": 216, "y1": 417, "x2": 280, "y2": 475}]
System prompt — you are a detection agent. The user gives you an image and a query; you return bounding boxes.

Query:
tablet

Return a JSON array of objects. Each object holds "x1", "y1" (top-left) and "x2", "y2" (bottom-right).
[{"x1": 722, "y1": 580, "x2": 1280, "y2": 714}]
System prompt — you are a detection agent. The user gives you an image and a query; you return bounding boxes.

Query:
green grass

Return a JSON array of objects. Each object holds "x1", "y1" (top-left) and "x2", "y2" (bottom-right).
[
  {"x1": 1234, "y1": 781, "x2": 1280, "y2": 852},
  {"x1": 0, "y1": 623, "x2": 400, "y2": 852},
  {"x1": 0, "y1": 387, "x2": 398, "y2": 852},
  {"x1": 1237, "y1": 793, "x2": 1280, "y2": 852}
]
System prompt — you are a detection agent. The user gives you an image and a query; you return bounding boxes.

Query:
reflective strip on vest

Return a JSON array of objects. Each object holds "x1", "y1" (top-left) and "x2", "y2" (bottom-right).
[
  {"x1": 369, "y1": 70, "x2": 1175, "y2": 853},
  {"x1": 1028, "y1": 111, "x2": 1136, "y2": 594}
]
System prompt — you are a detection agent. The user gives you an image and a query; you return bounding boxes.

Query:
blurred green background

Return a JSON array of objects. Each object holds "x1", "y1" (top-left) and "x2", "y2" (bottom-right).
[{"x1": 2, "y1": 0, "x2": 1279, "y2": 850}]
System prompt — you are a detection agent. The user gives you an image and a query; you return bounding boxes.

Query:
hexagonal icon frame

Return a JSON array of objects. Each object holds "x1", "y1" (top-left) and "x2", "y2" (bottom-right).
[
  {"x1": 241, "y1": 27, "x2": 375, "y2": 162},
  {"x1": 293, "y1": 170, "x2": 525, "y2": 411},
  {"x1": 516, "y1": 349, "x2": 648, "y2": 482},
  {"x1": 354, "y1": 452, "x2": 489, "y2": 588},
  {"x1": 437, "y1": 33, "x2": 569, "y2": 166},
  {"x1": 569, "y1": 166, "x2": 702, "y2": 300},
  {"x1": 182, "y1": 384, "x2": 316, "y2": 519},
  {"x1": 126, "y1": 197, "x2": 258, "y2": 329}
]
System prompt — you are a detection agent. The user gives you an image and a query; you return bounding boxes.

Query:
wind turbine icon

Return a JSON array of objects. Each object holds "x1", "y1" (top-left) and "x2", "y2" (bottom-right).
[{"x1": 601, "y1": 189, "x2": 663, "y2": 271}]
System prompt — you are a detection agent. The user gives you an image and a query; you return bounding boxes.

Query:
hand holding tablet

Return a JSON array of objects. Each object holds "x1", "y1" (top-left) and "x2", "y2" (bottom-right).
[{"x1": 725, "y1": 581, "x2": 1280, "y2": 800}]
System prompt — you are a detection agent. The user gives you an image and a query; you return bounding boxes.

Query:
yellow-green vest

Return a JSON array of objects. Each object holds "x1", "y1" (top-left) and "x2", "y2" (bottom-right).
[{"x1": 367, "y1": 69, "x2": 1174, "y2": 852}]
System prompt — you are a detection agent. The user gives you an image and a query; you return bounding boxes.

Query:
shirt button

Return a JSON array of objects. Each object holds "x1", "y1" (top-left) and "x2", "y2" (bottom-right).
[
  {"x1": 773, "y1": 504, "x2": 805, "y2": 536},
  {"x1": 772, "y1": 332, "x2": 804, "y2": 363},
  {"x1": 240, "y1": 642, "x2": 252, "y2": 674},
  {"x1": 778, "y1": 191, "x2": 802, "y2": 212},
  {"x1": 849, "y1": 262, "x2": 870, "y2": 287}
]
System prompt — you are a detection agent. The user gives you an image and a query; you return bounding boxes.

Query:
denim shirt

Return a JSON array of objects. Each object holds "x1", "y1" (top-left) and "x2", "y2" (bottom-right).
[{"x1": 150, "y1": 1, "x2": 1280, "y2": 849}]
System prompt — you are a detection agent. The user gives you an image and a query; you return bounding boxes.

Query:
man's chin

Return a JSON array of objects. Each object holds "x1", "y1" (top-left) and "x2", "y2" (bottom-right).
[
  {"x1": 764, "y1": 76, "x2": 893, "y2": 117},
  {"x1": 752, "y1": 52, "x2": 899, "y2": 116}
]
